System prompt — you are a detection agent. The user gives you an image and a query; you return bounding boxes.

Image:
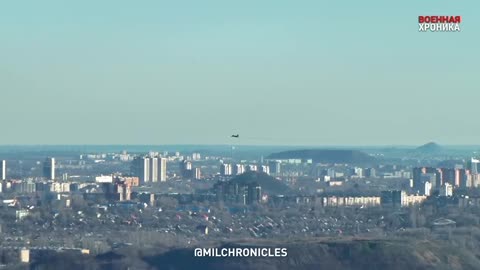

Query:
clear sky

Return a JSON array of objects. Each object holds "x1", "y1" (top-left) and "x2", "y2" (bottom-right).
[{"x1": 1, "y1": 1, "x2": 478, "y2": 146}]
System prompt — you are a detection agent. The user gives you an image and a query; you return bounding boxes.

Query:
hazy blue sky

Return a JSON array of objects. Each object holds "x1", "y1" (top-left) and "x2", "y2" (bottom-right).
[{"x1": 1, "y1": 1, "x2": 478, "y2": 146}]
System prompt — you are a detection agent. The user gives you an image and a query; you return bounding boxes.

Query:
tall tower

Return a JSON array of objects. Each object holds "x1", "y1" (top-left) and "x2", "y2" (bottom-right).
[
  {"x1": 159, "y1": 158, "x2": 167, "y2": 182},
  {"x1": 268, "y1": 160, "x2": 281, "y2": 175},
  {"x1": 43, "y1": 157, "x2": 55, "y2": 180},
  {"x1": 180, "y1": 160, "x2": 193, "y2": 178},
  {"x1": 1, "y1": 160, "x2": 6, "y2": 180},
  {"x1": 468, "y1": 158, "x2": 480, "y2": 175},
  {"x1": 132, "y1": 157, "x2": 151, "y2": 183},
  {"x1": 194, "y1": 167, "x2": 202, "y2": 180},
  {"x1": 151, "y1": 157, "x2": 158, "y2": 182},
  {"x1": 220, "y1": 164, "x2": 233, "y2": 176}
]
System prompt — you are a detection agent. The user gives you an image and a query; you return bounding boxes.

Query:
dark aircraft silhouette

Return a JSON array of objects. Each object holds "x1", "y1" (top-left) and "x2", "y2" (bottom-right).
[{"x1": 231, "y1": 134, "x2": 239, "y2": 138}]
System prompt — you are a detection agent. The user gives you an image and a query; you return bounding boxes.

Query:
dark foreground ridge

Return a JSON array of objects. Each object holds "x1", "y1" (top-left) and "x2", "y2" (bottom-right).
[
  {"x1": 31, "y1": 236, "x2": 480, "y2": 270},
  {"x1": 267, "y1": 149, "x2": 375, "y2": 164}
]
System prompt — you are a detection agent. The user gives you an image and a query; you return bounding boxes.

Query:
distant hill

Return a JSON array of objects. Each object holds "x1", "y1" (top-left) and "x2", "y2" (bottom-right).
[
  {"x1": 229, "y1": 171, "x2": 290, "y2": 195},
  {"x1": 415, "y1": 142, "x2": 443, "y2": 154},
  {"x1": 267, "y1": 149, "x2": 375, "y2": 164}
]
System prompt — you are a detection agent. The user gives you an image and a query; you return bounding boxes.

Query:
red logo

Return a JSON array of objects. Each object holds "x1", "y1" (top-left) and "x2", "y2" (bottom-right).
[
  {"x1": 418, "y1": 16, "x2": 461, "y2": 24},
  {"x1": 418, "y1": 16, "x2": 462, "y2": 32}
]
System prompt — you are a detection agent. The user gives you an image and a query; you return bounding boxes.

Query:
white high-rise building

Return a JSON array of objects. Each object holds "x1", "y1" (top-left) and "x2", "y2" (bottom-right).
[
  {"x1": 424, "y1": 181, "x2": 432, "y2": 196},
  {"x1": 234, "y1": 164, "x2": 245, "y2": 175},
  {"x1": 221, "y1": 164, "x2": 233, "y2": 176},
  {"x1": 133, "y1": 156, "x2": 167, "y2": 183},
  {"x1": 144, "y1": 158, "x2": 151, "y2": 182},
  {"x1": 151, "y1": 157, "x2": 158, "y2": 182},
  {"x1": 268, "y1": 161, "x2": 281, "y2": 175},
  {"x1": 194, "y1": 167, "x2": 202, "y2": 179},
  {"x1": 159, "y1": 158, "x2": 167, "y2": 182},
  {"x1": 43, "y1": 157, "x2": 55, "y2": 180},
  {"x1": 132, "y1": 157, "x2": 151, "y2": 183},
  {"x1": 354, "y1": 167, "x2": 364, "y2": 178},
  {"x1": 1, "y1": 160, "x2": 6, "y2": 180},
  {"x1": 471, "y1": 158, "x2": 480, "y2": 175},
  {"x1": 442, "y1": 183, "x2": 453, "y2": 197},
  {"x1": 261, "y1": 165, "x2": 270, "y2": 175},
  {"x1": 327, "y1": 168, "x2": 336, "y2": 178}
]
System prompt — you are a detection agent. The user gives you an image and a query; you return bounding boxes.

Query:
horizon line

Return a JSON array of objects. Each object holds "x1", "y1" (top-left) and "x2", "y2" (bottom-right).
[{"x1": 0, "y1": 143, "x2": 479, "y2": 148}]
